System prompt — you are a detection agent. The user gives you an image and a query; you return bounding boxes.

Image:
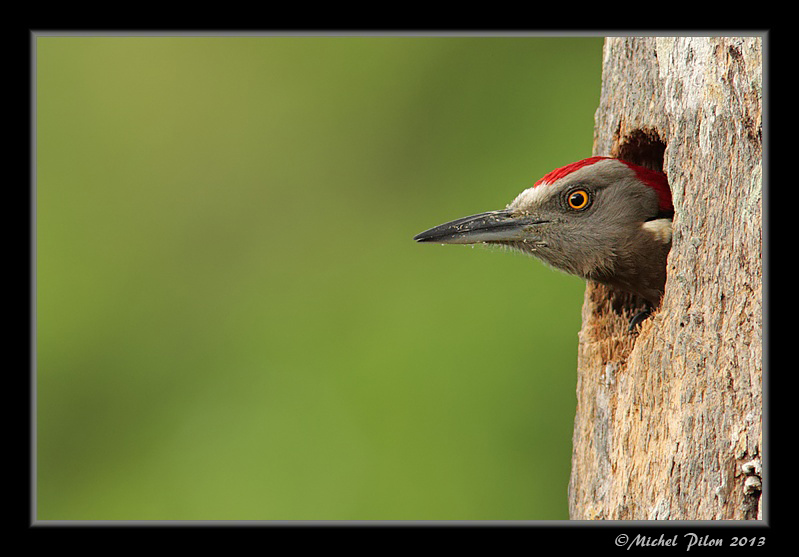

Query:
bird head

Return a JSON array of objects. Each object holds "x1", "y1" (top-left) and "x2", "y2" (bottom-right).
[{"x1": 414, "y1": 157, "x2": 673, "y2": 305}]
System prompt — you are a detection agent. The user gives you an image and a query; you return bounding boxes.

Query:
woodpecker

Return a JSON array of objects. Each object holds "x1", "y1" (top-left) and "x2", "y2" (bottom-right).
[{"x1": 414, "y1": 156, "x2": 673, "y2": 319}]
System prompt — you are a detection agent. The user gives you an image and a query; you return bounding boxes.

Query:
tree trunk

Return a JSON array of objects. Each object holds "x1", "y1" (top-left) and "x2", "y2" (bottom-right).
[{"x1": 568, "y1": 37, "x2": 763, "y2": 520}]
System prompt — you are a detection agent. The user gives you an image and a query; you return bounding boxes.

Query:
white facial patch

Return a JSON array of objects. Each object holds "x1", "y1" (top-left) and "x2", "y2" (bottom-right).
[
  {"x1": 507, "y1": 184, "x2": 554, "y2": 211},
  {"x1": 641, "y1": 218, "x2": 673, "y2": 244}
]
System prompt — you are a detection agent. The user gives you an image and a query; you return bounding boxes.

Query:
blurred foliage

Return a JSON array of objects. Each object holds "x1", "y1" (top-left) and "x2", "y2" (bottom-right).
[{"x1": 36, "y1": 36, "x2": 603, "y2": 520}]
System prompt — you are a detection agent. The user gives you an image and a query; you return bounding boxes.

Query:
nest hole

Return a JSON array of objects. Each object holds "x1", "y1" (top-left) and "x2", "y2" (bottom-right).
[
  {"x1": 598, "y1": 128, "x2": 671, "y2": 328},
  {"x1": 612, "y1": 128, "x2": 667, "y2": 174}
]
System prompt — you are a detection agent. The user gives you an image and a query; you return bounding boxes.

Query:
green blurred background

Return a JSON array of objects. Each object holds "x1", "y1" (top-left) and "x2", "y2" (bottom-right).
[{"x1": 36, "y1": 35, "x2": 603, "y2": 520}]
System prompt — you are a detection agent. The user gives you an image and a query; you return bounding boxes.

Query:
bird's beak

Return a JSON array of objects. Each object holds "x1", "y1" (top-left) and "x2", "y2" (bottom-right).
[{"x1": 414, "y1": 209, "x2": 548, "y2": 244}]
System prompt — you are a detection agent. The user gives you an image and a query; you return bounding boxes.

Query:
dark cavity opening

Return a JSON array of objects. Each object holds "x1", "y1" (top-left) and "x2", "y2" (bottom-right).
[
  {"x1": 612, "y1": 128, "x2": 667, "y2": 175},
  {"x1": 602, "y1": 128, "x2": 672, "y2": 329}
]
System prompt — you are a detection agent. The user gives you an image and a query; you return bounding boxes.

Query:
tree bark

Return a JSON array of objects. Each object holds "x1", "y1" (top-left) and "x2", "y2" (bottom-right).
[{"x1": 568, "y1": 37, "x2": 763, "y2": 520}]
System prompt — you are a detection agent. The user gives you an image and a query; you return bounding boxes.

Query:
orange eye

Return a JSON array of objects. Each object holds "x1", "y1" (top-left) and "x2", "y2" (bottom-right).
[{"x1": 567, "y1": 189, "x2": 590, "y2": 210}]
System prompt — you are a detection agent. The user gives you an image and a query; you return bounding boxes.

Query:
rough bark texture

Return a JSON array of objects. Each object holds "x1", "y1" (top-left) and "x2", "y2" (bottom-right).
[{"x1": 568, "y1": 37, "x2": 763, "y2": 520}]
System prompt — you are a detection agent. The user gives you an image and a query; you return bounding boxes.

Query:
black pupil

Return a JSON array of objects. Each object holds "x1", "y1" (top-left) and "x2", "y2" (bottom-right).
[{"x1": 570, "y1": 192, "x2": 585, "y2": 206}]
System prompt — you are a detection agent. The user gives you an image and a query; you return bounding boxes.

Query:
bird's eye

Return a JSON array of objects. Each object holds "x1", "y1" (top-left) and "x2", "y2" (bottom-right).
[{"x1": 567, "y1": 189, "x2": 590, "y2": 210}]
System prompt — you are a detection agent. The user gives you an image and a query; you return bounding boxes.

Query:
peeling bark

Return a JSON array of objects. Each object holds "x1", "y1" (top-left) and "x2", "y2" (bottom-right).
[{"x1": 568, "y1": 36, "x2": 763, "y2": 520}]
